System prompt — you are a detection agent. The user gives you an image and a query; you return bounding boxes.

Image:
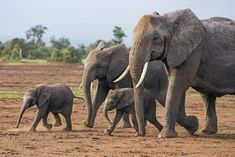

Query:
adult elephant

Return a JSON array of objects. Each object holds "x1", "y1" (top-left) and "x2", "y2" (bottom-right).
[
  {"x1": 82, "y1": 42, "x2": 168, "y2": 128},
  {"x1": 125, "y1": 9, "x2": 235, "y2": 138}
]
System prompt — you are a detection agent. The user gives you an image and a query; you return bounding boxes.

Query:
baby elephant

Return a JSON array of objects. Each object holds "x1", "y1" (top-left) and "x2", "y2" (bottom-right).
[
  {"x1": 103, "y1": 88, "x2": 162, "y2": 136},
  {"x1": 16, "y1": 83, "x2": 84, "y2": 132}
]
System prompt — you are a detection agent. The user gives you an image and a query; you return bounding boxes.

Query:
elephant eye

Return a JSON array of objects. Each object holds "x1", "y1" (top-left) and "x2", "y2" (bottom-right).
[{"x1": 153, "y1": 36, "x2": 159, "y2": 42}]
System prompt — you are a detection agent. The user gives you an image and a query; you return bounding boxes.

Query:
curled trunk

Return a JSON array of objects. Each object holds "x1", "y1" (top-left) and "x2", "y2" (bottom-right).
[{"x1": 103, "y1": 105, "x2": 112, "y2": 125}]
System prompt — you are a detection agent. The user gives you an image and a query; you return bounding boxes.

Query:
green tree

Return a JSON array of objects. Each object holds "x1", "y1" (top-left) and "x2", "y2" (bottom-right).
[
  {"x1": 50, "y1": 48, "x2": 63, "y2": 62},
  {"x1": 25, "y1": 25, "x2": 48, "y2": 46},
  {"x1": 109, "y1": 26, "x2": 127, "y2": 46},
  {"x1": 1, "y1": 38, "x2": 26, "y2": 60},
  {"x1": 50, "y1": 36, "x2": 71, "y2": 49}
]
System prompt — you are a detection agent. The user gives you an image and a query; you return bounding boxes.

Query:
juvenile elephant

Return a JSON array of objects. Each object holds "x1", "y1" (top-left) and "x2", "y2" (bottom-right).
[
  {"x1": 82, "y1": 42, "x2": 168, "y2": 128},
  {"x1": 103, "y1": 88, "x2": 163, "y2": 136},
  {"x1": 122, "y1": 9, "x2": 235, "y2": 138},
  {"x1": 16, "y1": 83, "x2": 84, "y2": 132}
]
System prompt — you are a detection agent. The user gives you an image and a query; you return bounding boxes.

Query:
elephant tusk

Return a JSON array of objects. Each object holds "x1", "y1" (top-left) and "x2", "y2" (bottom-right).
[
  {"x1": 79, "y1": 82, "x2": 83, "y2": 89},
  {"x1": 135, "y1": 62, "x2": 149, "y2": 88},
  {"x1": 113, "y1": 66, "x2": 130, "y2": 83},
  {"x1": 91, "y1": 82, "x2": 93, "y2": 92}
]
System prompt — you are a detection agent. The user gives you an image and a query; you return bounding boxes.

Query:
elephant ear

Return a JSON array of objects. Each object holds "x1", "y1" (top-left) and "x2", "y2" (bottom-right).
[
  {"x1": 37, "y1": 86, "x2": 51, "y2": 108},
  {"x1": 95, "y1": 41, "x2": 106, "y2": 50},
  {"x1": 116, "y1": 90, "x2": 134, "y2": 110},
  {"x1": 166, "y1": 9, "x2": 204, "y2": 69},
  {"x1": 106, "y1": 44, "x2": 129, "y2": 82}
]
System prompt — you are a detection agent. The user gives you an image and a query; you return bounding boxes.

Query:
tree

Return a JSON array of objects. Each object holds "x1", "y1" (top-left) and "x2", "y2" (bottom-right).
[
  {"x1": 111, "y1": 26, "x2": 127, "y2": 44},
  {"x1": 50, "y1": 36, "x2": 71, "y2": 49},
  {"x1": 1, "y1": 38, "x2": 26, "y2": 60},
  {"x1": 25, "y1": 25, "x2": 48, "y2": 46}
]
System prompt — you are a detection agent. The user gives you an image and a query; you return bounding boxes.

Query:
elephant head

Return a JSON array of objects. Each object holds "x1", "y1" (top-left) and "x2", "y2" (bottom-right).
[
  {"x1": 127, "y1": 9, "x2": 204, "y2": 135},
  {"x1": 82, "y1": 41, "x2": 129, "y2": 126},
  {"x1": 103, "y1": 89, "x2": 134, "y2": 125},
  {"x1": 16, "y1": 85, "x2": 51, "y2": 128}
]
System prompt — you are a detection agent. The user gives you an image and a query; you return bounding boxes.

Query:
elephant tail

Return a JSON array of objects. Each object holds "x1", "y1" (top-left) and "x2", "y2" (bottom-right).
[{"x1": 73, "y1": 96, "x2": 85, "y2": 102}]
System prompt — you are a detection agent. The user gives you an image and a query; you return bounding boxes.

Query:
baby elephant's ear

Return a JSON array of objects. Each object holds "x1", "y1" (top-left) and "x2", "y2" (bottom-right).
[
  {"x1": 37, "y1": 86, "x2": 51, "y2": 108},
  {"x1": 116, "y1": 92, "x2": 134, "y2": 110}
]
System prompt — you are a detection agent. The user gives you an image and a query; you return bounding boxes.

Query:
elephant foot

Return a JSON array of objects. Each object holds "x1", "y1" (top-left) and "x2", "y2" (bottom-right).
[
  {"x1": 63, "y1": 127, "x2": 72, "y2": 132},
  {"x1": 82, "y1": 120, "x2": 93, "y2": 128},
  {"x1": 158, "y1": 127, "x2": 177, "y2": 138},
  {"x1": 54, "y1": 121, "x2": 62, "y2": 127},
  {"x1": 185, "y1": 115, "x2": 199, "y2": 136},
  {"x1": 201, "y1": 125, "x2": 217, "y2": 134},
  {"x1": 135, "y1": 129, "x2": 146, "y2": 136},
  {"x1": 44, "y1": 123, "x2": 53, "y2": 130},
  {"x1": 28, "y1": 128, "x2": 36, "y2": 132},
  {"x1": 104, "y1": 128, "x2": 112, "y2": 136}
]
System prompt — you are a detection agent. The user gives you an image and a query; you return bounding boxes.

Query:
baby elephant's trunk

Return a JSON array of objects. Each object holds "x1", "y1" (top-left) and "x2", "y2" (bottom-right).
[
  {"x1": 103, "y1": 104, "x2": 112, "y2": 125},
  {"x1": 16, "y1": 103, "x2": 28, "y2": 128}
]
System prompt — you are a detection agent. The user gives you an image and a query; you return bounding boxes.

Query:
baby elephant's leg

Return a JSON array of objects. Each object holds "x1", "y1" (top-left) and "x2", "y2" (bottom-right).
[
  {"x1": 147, "y1": 109, "x2": 163, "y2": 132},
  {"x1": 29, "y1": 108, "x2": 47, "y2": 132},
  {"x1": 119, "y1": 113, "x2": 132, "y2": 128},
  {"x1": 129, "y1": 110, "x2": 139, "y2": 134},
  {"x1": 43, "y1": 112, "x2": 53, "y2": 130},
  {"x1": 104, "y1": 111, "x2": 123, "y2": 135},
  {"x1": 53, "y1": 113, "x2": 62, "y2": 127},
  {"x1": 62, "y1": 113, "x2": 72, "y2": 131}
]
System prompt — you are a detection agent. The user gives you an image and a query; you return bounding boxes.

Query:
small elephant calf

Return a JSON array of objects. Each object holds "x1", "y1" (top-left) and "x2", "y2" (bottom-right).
[
  {"x1": 16, "y1": 83, "x2": 84, "y2": 132},
  {"x1": 103, "y1": 88, "x2": 162, "y2": 136}
]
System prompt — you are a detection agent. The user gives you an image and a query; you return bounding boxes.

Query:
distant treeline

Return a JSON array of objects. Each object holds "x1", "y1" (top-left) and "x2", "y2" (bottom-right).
[{"x1": 0, "y1": 25, "x2": 126, "y2": 63}]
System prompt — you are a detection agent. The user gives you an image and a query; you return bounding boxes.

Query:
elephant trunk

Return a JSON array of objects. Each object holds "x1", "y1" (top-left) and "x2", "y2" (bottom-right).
[
  {"x1": 16, "y1": 102, "x2": 29, "y2": 128},
  {"x1": 103, "y1": 103, "x2": 112, "y2": 125},
  {"x1": 82, "y1": 70, "x2": 93, "y2": 126},
  {"x1": 129, "y1": 43, "x2": 151, "y2": 135}
]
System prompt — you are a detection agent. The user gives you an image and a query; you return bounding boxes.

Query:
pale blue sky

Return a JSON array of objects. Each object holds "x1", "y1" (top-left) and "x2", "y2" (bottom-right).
[{"x1": 1, "y1": 0, "x2": 234, "y2": 46}]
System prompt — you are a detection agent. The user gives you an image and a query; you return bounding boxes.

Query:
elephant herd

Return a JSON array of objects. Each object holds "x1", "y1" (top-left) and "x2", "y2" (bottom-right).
[{"x1": 16, "y1": 9, "x2": 235, "y2": 139}]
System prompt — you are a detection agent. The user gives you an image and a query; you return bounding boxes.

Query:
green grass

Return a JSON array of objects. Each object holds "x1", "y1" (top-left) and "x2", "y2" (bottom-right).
[
  {"x1": 0, "y1": 91, "x2": 24, "y2": 99},
  {"x1": 5, "y1": 59, "x2": 48, "y2": 65}
]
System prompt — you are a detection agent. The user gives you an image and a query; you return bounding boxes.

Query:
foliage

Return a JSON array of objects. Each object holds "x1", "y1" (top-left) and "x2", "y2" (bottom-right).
[
  {"x1": 107, "y1": 26, "x2": 127, "y2": 46},
  {"x1": 0, "y1": 25, "x2": 126, "y2": 64},
  {"x1": 25, "y1": 25, "x2": 48, "y2": 46}
]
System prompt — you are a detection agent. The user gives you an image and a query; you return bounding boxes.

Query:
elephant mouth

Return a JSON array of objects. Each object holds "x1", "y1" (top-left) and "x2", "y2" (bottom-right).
[{"x1": 151, "y1": 36, "x2": 167, "y2": 61}]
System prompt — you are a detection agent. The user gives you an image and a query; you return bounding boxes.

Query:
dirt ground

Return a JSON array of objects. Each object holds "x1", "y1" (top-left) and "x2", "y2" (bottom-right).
[{"x1": 0, "y1": 64, "x2": 234, "y2": 157}]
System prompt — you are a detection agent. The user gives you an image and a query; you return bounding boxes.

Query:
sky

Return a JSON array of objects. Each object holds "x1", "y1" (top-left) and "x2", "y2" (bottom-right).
[{"x1": 1, "y1": 0, "x2": 234, "y2": 46}]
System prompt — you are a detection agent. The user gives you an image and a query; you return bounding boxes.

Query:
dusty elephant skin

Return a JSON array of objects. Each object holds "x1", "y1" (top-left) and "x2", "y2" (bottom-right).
[
  {"x1": 16, "y1": 83, "x2": 83, "y2": 132},
  {"x1": 103, "y1": 88, "x2": 163, "y2": 136},
  {"x1": 82, "y1": 42, "x2": 168, "y2": 128},
  {"x1": 127, "y1": 9, "x2": 235, "y2": 138}
]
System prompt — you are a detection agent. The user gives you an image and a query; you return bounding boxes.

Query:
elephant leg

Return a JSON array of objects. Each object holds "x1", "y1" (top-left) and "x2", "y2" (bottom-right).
[
  {"x1": 176, "y1": 93, "x2": 199, "y2": 135},
  {"x1": 85, "y1": 81, "x2": 109, "y2": 127},
  {"x1": 104, "y1": 111, "x2": 123, "y2": 135},
  {"x1": 42, "y1": 112, "x2": 53, "y2": 130},
  {"x1": 62, "y1": 113, "x2": 72, "y2": 131},
  {"x1": 119, "y1": 113, "x2": 132, "y2": 128},
  {"x1": 53, "y1": 113, "x2": 62, "y2": 127},
  {"x1": 129, "y1": 110, "x2": 139, "y2": 134},
  {"x1": 200, "y1": 94, "x2": 217, "y2": 134},
  {"x1": 147, "y1": 109, "x2": 163, "y2": 132},
  {"x1": 29, "y1": 108, "x2": 47, "y2": 132}
]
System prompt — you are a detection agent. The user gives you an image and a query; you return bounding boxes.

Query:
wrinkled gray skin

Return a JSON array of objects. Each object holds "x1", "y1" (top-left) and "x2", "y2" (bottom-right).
[
  {"x1": 82, "y1": 43, "x2": 168, "y2": 128},
  {"x1": 16, "y1": 83, "x2": 81, "y2": 132},
  {"x1": 103, "y1": 88, "x2": 163, "y2": 136},
  {"x1": 129, "y1": 9, "x2": 235, "y2": 138}
]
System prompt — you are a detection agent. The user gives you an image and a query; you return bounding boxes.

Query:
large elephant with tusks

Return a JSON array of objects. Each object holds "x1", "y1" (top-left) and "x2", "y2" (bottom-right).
[{"x1": 121, "y1": 9, "x2": 235, "y2": 138}]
